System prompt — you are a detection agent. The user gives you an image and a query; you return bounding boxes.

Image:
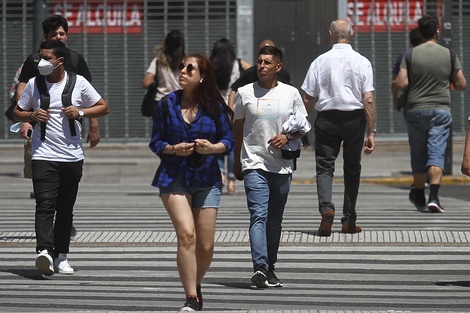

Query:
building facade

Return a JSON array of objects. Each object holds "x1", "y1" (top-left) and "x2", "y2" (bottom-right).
[{"x1": 1, "y1": 0, "x2": 469, "y2": 143}]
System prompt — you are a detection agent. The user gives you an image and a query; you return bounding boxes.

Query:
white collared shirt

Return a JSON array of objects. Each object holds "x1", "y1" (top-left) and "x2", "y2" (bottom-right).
[{"x1": 301, "y1": 43, "x2": 374, "y2": 112}]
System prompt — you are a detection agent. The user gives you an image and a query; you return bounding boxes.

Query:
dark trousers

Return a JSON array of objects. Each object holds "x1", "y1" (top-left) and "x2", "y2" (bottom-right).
[
  {"x1": 32, "y1": 160, "x2": 83, "y2": 256},
  {"x1": 314, "y1": 109, "x2": 366, "y2": 224}
]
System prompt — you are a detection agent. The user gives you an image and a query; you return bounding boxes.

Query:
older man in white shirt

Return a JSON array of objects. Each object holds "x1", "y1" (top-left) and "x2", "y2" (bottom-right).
[{"x1": 301, "y1": 19, "x2": 376, "y2": 237}]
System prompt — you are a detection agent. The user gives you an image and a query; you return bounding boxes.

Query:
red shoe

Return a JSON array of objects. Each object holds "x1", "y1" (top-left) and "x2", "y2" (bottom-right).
[{"x1": 317, "y1": 209, "x2": 334, "y2": 237}]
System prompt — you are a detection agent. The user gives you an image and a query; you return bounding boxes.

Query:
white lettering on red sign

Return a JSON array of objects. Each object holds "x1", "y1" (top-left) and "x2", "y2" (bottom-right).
[
  {"x1": 347, "y1": 0, "x2": 424, "y2": 32},
  {"x1": 53, "y1": 1, "x2": 142, "y2": 34}
]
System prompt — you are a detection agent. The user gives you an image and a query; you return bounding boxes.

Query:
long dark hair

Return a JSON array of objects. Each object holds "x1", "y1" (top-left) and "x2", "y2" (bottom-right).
[
  {"x1": 209, "y1": 38, "x2": 236, "y2": 91},
  {"x1": 185, "y1": 53, "x2": 234, "y2": 120},
  {"x1": 157, "y1": 30, "x2": 185, "y2": 71}
]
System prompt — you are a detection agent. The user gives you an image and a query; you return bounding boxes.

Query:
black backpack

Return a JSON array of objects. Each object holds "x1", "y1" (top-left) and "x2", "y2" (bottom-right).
[
  {"x1": 4, "y1": 66, "x2": 23, "y2": 121},
  {"x1": 4, "y1": 50, "x2": 82, "y2": 122},
  {"x1": 35, "y1": 71, "x2": 77, "y2": 140}
]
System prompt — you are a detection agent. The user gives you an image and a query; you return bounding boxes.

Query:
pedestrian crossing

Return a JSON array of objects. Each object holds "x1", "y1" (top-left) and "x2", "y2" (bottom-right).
[
  {"x1": 1, "y1": 245, "x2": 470, "y2": 312},
  {"x1": 1, "y1": 182, "x2": 470, "y2": 312}
]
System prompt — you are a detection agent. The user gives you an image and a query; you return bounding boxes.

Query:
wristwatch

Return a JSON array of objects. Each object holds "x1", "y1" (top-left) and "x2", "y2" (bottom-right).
[
  {"x1": 285, "y1": 133, "x2": 293, "y2": 141},
  {"x1": 78, "y1": 110, "x2": 84, "y2": 118}
]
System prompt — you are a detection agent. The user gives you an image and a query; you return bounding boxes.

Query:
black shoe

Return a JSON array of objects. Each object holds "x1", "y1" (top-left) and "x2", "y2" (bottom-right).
[
  {"x1": 251, "y1": 264, "x2": 268, "y2": 288},
  {"x1": 427, "y1": 197, "x2": 445, "y2": 213},
  {"x1": 180, "y1": 296, "x2": 199, "y2": 311},
  {"x1": 196, "y1": 284, "x2": 203, "y2": 310},
  {"x1": 409, "y1": 187, "x2": 426, "y2": 211},
  {"x1": 267, "y1": 270, "x2": 283, "y2": 287},
  {"x1": 70, "y1": 224, "x2": 77, "y2": 238}
]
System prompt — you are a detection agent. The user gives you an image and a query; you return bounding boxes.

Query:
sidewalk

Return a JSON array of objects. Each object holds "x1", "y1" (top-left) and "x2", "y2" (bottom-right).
[{"x1": 3, "y1": 140, "x2": 469, "y2": 184}]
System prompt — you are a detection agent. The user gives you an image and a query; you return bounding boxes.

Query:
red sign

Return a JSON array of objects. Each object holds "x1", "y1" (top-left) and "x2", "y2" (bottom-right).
[
  {"x1": 52, "y1": 0, "x2": 142, "y2": 34},
  {"x1": 347, "y1": 0, "x2": 424, "y2": 32}
]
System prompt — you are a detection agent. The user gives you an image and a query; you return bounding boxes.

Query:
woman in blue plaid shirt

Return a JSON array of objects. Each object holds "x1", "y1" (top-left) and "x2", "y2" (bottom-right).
[{"x1": 149, "y1": 53, "x2": 234, "y2": 311}]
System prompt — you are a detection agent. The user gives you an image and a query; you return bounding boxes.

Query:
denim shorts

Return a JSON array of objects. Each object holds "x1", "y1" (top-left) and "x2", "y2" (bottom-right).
[
  {"x1": 405, "y1": 109, "x2": 452, "y2": 173},
  {"x1": 159, "y1": 175, "x2": 221, "y2": 209}
]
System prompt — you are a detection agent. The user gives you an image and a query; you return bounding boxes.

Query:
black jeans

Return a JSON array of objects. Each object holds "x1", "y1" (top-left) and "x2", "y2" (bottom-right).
[
  {"x1": 32, "y1": 160, "x2": 83, "y2": 256},
  {"x1": 314, "y1": 109, "x2": 366, "y2": 224}
]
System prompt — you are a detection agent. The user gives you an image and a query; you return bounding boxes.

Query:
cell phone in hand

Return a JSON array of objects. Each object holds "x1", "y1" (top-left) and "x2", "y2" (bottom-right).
[{"x1": 27, "y1": 129, "x2": 32, "y2": 138}]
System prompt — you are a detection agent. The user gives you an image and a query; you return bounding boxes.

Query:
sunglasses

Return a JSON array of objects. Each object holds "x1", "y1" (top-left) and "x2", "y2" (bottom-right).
[{"x1": 178, "y1": 63, "x2": 197, "y2": 73}]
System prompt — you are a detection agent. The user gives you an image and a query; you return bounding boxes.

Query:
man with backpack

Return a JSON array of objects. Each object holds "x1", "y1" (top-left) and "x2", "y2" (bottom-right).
[
  {"x1": 13, "y1": 39, "x2": 109, "y2": 276},
  {"x1": 396, "y1": 14, "x2": 466, "y2": 213},
  {"x1": 16, "y1": 15, "x2": 97, "y2": 235}
]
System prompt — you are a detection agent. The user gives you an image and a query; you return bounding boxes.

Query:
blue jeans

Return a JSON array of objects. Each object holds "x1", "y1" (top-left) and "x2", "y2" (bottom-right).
[
  {"x1": 243, "y1": 169, "x2": 291, "y2": 270},
  {"x1": 405, "y1": 109, "x2": 452, "y2": 173},
  {"x1": 159, "y1": 174, "x2": 221, "y2": 208}
]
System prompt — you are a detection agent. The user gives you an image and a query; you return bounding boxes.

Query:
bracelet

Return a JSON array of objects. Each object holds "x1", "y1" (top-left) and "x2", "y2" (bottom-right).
[
  {"x1": 30, "y1": 112, "x2": 34, "y2": 121},
  {"x1": 212, "y1": 144, "x2": 216, "y2": 154},
  {"x1": 368, "y1": 128, "x2": 377, "y2": 134},
  {"x1": 171, "y1": 145, "x2": 176, "y2": 155}
]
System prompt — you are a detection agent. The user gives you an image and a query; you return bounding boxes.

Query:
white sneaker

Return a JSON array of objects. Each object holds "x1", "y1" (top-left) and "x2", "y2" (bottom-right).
[
  {"x1": 54, "y1": 253, "x2": 74, "y2": 274},
  {"x1": 36, "y1": 249, "x2": 54, "y2": 276}
]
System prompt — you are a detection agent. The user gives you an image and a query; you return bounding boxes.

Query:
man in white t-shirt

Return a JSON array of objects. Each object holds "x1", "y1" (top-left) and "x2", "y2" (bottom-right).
[
  {"x1": 233, "y1": 46, "x2": 308, "y2": 288},
  {"x1": 301, "y1": 19, "x2": 376, "y2": 237},
  {"x1": 13, "y1": 40, "x2": 109, "y2": 277}
]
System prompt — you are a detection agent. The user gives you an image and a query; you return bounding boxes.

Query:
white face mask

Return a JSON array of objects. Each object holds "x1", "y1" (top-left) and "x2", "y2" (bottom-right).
[{"x1": 38, "y1": 58, "x2": 60, "y2": 76}]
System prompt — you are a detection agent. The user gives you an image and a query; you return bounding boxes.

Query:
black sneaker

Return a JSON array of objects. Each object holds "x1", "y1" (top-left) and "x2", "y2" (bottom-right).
[
  {"x1": 251, "y1": 264, "x2": 268, "y2": 288},
  {"x1": 70, "y1": 224, "x2": 77, "y2": 238},
  {"x1": 180, "y1": 296, "x2": 199, "y2": 311},
  {"x1": 196, "y1": 284, "x2": 203, "y2": 310},
  {"x1": 427, "y1": 197, "x2": 445, "y2": 213},
  {"x1": 267, "y1": 270, "x2": 283, "y2": 287},
  {"x1": 409, "y1": 187, "x2": 426, "y2": 211}
]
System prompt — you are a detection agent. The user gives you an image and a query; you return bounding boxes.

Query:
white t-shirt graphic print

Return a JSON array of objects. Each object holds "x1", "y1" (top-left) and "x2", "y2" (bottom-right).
[{"x1": 234, "y1": 81, "x2": 307, "y2": 174}]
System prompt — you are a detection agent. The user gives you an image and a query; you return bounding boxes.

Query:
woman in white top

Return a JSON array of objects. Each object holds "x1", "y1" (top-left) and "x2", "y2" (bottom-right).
[
  {"x1": 142, "y1": 30, "x2": 185, "y2": 101},
  {"x1": 209, "y1": 38, "x2": 250, "y2": 195}
]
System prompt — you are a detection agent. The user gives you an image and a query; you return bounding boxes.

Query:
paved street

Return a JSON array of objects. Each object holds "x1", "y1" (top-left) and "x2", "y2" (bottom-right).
[{"x1": 1, "y1": 143, "x2": 470, "y2": 313}]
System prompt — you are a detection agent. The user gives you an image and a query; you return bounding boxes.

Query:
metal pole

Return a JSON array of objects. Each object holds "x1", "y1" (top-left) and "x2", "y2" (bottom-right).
[
  {"x1": 441, "y1": 0, "x2": 453, "y2": 175},
  {"x1": 33, "y1": 0, "x2": 47, "y2": 52}
]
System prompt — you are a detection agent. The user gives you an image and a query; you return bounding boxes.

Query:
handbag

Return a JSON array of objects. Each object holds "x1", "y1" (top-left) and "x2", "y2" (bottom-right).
[{"x1": 141, "y1": 61, "x2": 158, "y2": 117}]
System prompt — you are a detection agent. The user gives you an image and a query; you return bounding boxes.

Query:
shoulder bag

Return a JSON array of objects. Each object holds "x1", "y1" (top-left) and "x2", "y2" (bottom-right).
[{"x1": 141, "y1": 61, "x2": 159, "y2": 117}]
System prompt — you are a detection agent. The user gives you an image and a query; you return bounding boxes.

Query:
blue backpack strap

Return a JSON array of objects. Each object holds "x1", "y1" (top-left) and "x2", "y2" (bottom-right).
[{"x1": 404, "y1": 47, "x2": 413, "y2": 85}]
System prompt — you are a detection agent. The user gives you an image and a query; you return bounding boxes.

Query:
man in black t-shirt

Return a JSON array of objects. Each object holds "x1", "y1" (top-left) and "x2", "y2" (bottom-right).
[{"x1": 227, "y1": 40, "x2": 291, "y2": 109}]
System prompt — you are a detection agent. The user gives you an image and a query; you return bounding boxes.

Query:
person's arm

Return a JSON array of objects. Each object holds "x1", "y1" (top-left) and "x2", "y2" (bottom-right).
[
  {"x1": 395, "y1": 67, "x2": 408, "y2": 90},
  {"x1": 303, "y1": 94, "x2": 315, "y2": 115},
  {"x1": 142, "y1": 72, "x2": 156, "y2": 89},
  {"x1": 391, "y1": 73, "x2": 399, "y2": 105},
  {"x1": 86, "y1": 118, "x2": 100, "y2": 148},
  {"x1": 63, "y1": 98, "x2": 109, "y2": 120},
  {"x1": 232, "y1": 118, "x2": 245, "y2": 181},
  {"x1": 363, "y1": 91, "x2": 376, "y2": 155},
  {"x1": 16, "y1": 82, "x2": 34, "y2": 139},
  {"x1": 227, "y1": 90, "x2": 236, "y2": 111},
  {"x1": 452, "y1": 69, "x2": 466, "y2": 91},
  {"x1": 16, "y1": 82, "x2": 26, "y2": 102},
  {"x1": 462, "y1": 123, "x2": 470, "y2": 176}
]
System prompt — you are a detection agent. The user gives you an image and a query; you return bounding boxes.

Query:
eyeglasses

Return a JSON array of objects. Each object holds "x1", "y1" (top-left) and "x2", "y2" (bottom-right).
[{"x1": 179, "y1": 63, "x2": 197, "y2": 74}]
